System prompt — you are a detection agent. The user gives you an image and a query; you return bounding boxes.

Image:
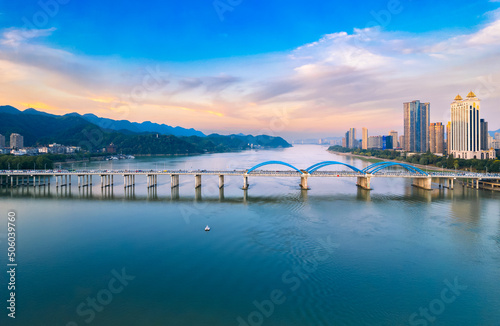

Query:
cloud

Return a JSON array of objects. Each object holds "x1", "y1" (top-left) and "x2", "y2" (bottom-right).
[
  {"x1": 1, "y1": 16, "x2": 500, "y2": 138},
  {"x1": 1, "y1": 27, "x2": 56, "y2": 47}
]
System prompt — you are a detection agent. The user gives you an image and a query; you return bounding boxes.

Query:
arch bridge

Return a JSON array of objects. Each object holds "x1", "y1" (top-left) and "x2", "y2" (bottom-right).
[{"x1": 0, "y1": 160, "x2": 494, "y2": 193}]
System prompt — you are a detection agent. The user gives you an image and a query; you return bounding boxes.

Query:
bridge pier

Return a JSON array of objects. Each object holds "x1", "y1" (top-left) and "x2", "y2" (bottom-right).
[
  {"x1": 171, "y1": 174, "x2": 179, "y2": 188},
  {"x1": 219, "y1": 187, "x2": 224, "y2": 201},
  {"x1": 79, "y1": 175, "x2": 92, "y2": 188},
  {"x1": 412, "y1": 177, "x2": 432, "y2": 190},
  {"x1": 300, "y1": 176, "x2": 309, "y2": 190},
  {"x1": 101, "y1": 175, "x2": 112, "y2": 188},
  {"x1": 171, "y1": 186, "x2": 179, "y2": 200},
  {"x1": 147, "y1": 175, "x2": 158, "y2": 188},
  {"x1": 443, "y1": 178, "x2": 454, "y2": 189},
  {"x1": 123, "y1": 175, "x2": 134, "y2": 188},
  {"x1": 242, "y1": 176, "x2": 249, "y2": 190},
  {"x1": 195, "y1": 175, "x2": 202, "y2": 189},
  {"x1": 195, "y1": 187, "x2": 202, "y2": 200},
  {"x1": 357, "y1": 176, "x2": 372, "y2": 190},
  {"x1": 219, "y1": 175, "x2": 224, "y2": 189}
]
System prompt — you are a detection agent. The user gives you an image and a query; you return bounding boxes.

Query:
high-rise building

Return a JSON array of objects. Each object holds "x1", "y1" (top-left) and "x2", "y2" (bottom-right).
[
  {"x1": 404, "y1": 100, "x2": 430, "y2": 152},
  {"x1": 399, "y1": 135, "x2": 405, "y2": 150},
  {"x1": 450, "y1": 92, "x2": 482, "y2": 159},
  {"x1": 382, "y1": 136, "x2": 393, "y2": 150},
  {"x1": 480, "y1": 119, "x2": 488, "y2": 150},
  {"x1": 344, "y1": 128, "x2": 357, "y2": 148},
  {"x1": 10, "y1": 133, "x2": 24, "y2": 149},
  {"x1": 342, "y1": 137, "x2": 346, "y2": 148},
  {"x1": 446, "y1": 122, "x2": 451, "y2": 154},
  {"x1": 362, "y1": 128, "x2": 368, "y2": 150},
  {"x1": 429, "y1": 122, "x2": 445, "y2": 154},
  {"x1": 495, "y1": 132, "x2": 500, "y2": 140},
  {"x1": 0, "y1": 134, "x2": 5, "y2": 148},
  {"x1": 368, "y1": 136, "x2": 384, "y2": 149},
  {"x1": 348, "y1": 128, "x2": 356, "y2": 149},
  {"x1": 389, "y1": 131, "x2": 398, "y2": 147}
]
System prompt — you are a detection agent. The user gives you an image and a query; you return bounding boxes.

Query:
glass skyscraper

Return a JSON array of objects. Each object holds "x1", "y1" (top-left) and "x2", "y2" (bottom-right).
[{"x1": 404, "y1": 100, "x2": 430, "y2": 153}]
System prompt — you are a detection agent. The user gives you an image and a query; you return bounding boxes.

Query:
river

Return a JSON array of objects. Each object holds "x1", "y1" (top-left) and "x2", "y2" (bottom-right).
[{"x1": 0, "y1": 145, "x2": 499, "y2": 325}]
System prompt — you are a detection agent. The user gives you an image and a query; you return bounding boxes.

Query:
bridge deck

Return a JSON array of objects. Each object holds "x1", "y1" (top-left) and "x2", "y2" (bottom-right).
[{"x1": 0, "y1": 170, "x2": 499, "y2": 179}]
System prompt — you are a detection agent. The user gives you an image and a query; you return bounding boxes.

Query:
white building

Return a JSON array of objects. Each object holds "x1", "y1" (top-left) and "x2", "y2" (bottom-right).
[{"x1": 449, "y1": 92, "x2": 492, "y2": 159}]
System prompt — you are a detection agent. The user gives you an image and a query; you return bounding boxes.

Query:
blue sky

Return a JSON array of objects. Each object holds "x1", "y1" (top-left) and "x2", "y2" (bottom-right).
[
  {"x1": 1, "y1": 0, "x2": 500, "y2": 139},
  {"x1": 2, "y1": 0, "x2": 497, "y2": 61}
]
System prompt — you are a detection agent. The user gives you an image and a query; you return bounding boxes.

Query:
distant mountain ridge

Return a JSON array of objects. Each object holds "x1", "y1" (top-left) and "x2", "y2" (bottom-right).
[
  {"x1": 0, "y1": 106, "x2": 205, "y2": 137},
  {"x1": 77, "y1": 113, "x2": 205, "y2": 137},
  {"x1": 490, "y1": 129, "x2": 499, "y2": 137},
  {"x1": 0, "y1": 106, "x2": 292, "y2": 153}
]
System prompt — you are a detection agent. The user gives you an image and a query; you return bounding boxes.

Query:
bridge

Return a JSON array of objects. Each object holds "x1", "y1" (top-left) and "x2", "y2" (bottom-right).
[{"x1": 0, "y1": 161, "x2": 499, "y2": 192}]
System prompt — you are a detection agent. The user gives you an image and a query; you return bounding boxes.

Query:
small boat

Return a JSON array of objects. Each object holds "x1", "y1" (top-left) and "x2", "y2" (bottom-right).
[{"x1": 205, "y1": 225, "x2": 211, "y2": 231}]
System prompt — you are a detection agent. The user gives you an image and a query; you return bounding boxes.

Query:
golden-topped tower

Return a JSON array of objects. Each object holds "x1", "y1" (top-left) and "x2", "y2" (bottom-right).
[{"x1": 449, "y1": 91, "x2": 481, "y2": 159}]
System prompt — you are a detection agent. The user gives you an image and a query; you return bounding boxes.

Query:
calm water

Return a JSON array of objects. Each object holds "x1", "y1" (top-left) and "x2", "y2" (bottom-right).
[{"x1": 1, "y1": 145, "x2": 499, "y2": 326}]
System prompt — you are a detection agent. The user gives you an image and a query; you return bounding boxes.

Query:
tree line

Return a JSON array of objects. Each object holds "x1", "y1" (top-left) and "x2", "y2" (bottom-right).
[{"x1": 328, "y1": 146, "x2": 500, "y2": 173}]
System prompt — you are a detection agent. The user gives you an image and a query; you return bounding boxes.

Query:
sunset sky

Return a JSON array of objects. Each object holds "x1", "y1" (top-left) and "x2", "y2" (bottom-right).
[{"x1": 1, "y1": 0, "x2": 500, "y2": 140}]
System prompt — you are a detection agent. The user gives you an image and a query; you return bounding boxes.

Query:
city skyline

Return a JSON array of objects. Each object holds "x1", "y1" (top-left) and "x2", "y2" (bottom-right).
[{"x1": 1, "y1": 1, "x2": 500, "y2": 140}]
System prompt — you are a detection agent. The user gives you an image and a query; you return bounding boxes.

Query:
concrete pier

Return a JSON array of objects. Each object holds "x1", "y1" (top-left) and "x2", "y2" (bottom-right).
[
  {"x1": 195, "y1": 175, "x2": 202, "y2": 188},
  {"x1": 242, "y1": 176, "x2": 249, "y2": 190},
  {"x1": 219, "y1": 187, "x2": 224, "y2": 200},
  {"x1": 171, "y1": 175, "x2": 179, "y2": 188},
  {"x1": 412, "y1": 177, "x2": 432, "y2": 190},
  {"x1": 171, "y1": 186, "x2": 180, "y2": 200},
  {"x1": 219, "y1": 175, "x2": 224, "y2": 189},
  {"x1": 357, "y1": 176, "x2": 372, "y2": 190},
  {"x1": 147, "y1": 175, "x2": 158, "y2": 188},
  {"x1": 300, "y1": 176, "x2": 309, "y2": 190}
]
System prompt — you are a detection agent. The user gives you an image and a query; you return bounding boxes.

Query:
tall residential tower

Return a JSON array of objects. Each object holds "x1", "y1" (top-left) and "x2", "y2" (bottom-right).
[
  {"x1": 362, "y1": 128, "x2": 368, "y2": 150},
  {"x1": 10, "y1": 133, "x2": 24, "y2": 149},
  {"x1": 429, "y1": 122, "x2": 445, "y2": 155},
  {"x1": 404, "y1": 100, "x2": 430, "y2": 152}
]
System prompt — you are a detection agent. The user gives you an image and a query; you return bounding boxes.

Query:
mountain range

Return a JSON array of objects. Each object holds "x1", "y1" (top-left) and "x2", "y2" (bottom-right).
[
  {"x1": 0, "y1": 105, "x2": 291, "y2": 154},
  {"x1": 0, "y1": 105, "x2": 205, "y2": 137}
]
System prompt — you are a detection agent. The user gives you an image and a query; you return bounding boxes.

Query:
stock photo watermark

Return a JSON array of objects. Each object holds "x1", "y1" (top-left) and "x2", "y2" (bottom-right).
[
  {"x1": 237, "y1": 236, "x2": 339, "y2": 326},
  {"x1": 178, "y1": 106, "x2": 291, "y2": 225},
  {"x1": 6, "y1": 210, "x2": 17, "y2": 319},
  {"x1": 213, "y1": 0, "x2": 243, "y2": 22},
  {"x1": 408, "y1": 277, "x2": 467, "y2": 326},
  {"x1": 78, "y1": 65, "x2": 170, "y2": 153},
  {"x1": 19, "y1": 0, "x2": 70, "y2": 40},
  {"x1": 65, "y1": 268, "x2": 135, "y2": 326}
]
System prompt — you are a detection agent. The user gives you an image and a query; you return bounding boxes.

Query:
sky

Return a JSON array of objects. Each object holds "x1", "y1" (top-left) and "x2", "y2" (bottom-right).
[{"x1": 1, "y1": 0, "x2": 500, "y2": 141}]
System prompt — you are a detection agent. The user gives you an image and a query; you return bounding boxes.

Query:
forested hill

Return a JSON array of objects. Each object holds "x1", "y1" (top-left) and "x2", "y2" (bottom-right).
[{"x1": 0, "y1": 106, "x2": 291, "y2": 154}]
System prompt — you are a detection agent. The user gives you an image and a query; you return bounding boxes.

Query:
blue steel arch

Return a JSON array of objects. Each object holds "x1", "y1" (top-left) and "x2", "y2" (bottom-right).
[
  {"x1": 246, "y1": 161, "x2": 304, "y2": 174},
  {"x1": 306, "y1": 161, "x2": 364, "y2": 174},
  {"x1": 363, "y1": 162, "x2": 428, "y2": 175},
  {"x1": 363, "y1": 162, "x2": 422, "y2": 174}
]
